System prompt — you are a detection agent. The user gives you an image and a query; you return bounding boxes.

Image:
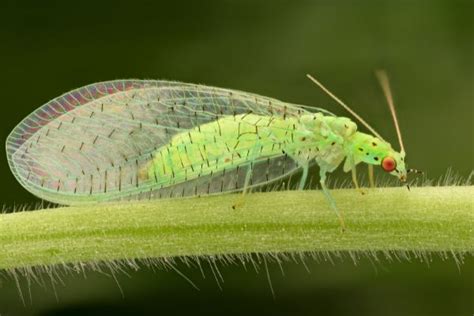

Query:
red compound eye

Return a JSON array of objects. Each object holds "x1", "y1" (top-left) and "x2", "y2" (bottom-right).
[{"x1": 381, "y1": 156, "x2": 397, "y2": 172}]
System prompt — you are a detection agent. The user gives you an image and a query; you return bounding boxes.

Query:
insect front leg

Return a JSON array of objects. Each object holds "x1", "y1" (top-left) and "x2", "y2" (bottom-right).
[
  {"x1": 368, "y1": 164, "x2": 375, "y2": 188},
  {"x1": 345, "y1": 155, "x2": 366, "y2": 195},
  {"x1": 319, "y1": 169, "x2": 346, "y2": 231},
  {"x1": 351, "y1": 165, "x2": 367, "y2": 195}
]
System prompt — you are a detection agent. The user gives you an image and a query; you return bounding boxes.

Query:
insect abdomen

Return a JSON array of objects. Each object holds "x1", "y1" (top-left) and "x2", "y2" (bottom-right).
[{"x1": 144, "y1": 114, "x2": 286, "y2": 185}]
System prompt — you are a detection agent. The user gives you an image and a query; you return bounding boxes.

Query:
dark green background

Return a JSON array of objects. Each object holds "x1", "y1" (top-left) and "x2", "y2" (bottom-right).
[{"x1": 0, "y1": 1, "x2": 472, "y2": 315}]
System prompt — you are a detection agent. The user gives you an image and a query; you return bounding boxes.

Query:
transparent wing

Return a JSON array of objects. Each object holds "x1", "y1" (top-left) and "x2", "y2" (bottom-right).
[{"x1": 6, "y1": 80, "x2": 330, "y2": 204}]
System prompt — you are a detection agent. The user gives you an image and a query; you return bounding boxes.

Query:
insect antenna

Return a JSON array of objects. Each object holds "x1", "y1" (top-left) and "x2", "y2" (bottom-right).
[
  {"x1": 306, "y1": 74, "x2": 385, "y2": 141},
  {"x1": 374, "y1": 70, "x2": 405, "y2": 153}
]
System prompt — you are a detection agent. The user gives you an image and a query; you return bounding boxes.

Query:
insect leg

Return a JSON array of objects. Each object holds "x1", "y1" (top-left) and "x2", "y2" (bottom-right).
[
  {"x1": 368, "y1": 164, "x2": 375, "y2": 188},
  {"x1": 320, "y1": 169, "x2": 346, "y2": 231},
  {"x1": 242, "y1": 162, "x2": 254, "y2": 195},
  {"x1": 232, "y1": 142, "x2": 261, "y2": 209},
  {"x1": 351, "y1": 165, "x2": 367, "y2": 195},
  {"x1": 298, "y1": 164, "x2": 309, "y2": 190}
]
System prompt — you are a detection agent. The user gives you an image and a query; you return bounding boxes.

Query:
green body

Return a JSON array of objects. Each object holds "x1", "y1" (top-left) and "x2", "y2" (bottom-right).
[{"x1": 144, "y1": 112, "x2": 405, "y2": 189}]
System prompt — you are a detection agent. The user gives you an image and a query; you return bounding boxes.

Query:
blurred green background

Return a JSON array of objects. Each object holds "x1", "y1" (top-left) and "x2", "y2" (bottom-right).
[{"x1": 0, "y1": 0, "x2": 472, "y2": 315}]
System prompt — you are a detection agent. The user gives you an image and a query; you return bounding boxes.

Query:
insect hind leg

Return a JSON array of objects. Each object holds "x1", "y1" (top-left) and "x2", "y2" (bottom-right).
[
  {"x1": 320, "y1": 169, "x2": 346, "y2": 231},
  {"x1": 232, "y1": 162, "x2": 254, "y2": 209},
  {"x1": 232, "y1": 142, "x2": 262, "y2": 209},
  {"x1": 298, "y1": 164, "x2": 309, "y2": 190}
]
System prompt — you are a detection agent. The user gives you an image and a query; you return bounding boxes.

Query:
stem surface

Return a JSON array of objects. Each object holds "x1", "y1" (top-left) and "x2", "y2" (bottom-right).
[{"x1": 1, "y1": 186, "x2": 472, "y2": 270}]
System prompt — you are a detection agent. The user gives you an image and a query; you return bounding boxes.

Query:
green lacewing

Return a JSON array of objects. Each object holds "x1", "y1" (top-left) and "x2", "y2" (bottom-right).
[{"x1": 6, "y1": 74, "x2": 417, "y2": 229}]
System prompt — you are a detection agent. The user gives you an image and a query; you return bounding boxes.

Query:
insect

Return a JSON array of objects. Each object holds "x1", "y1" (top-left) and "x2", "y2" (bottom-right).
[{"x1": 6, "y1": 72, "x2": 419, "y2": 229}]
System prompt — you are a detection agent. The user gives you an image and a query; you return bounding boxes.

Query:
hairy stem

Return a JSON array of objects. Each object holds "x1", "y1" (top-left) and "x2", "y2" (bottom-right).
[{"x1": 0, "y1": 186, "x2": 472, "y2": 270}]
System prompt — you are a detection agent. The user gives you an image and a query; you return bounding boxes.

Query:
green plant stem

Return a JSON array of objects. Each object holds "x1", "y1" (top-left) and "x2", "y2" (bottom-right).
[{"x1": 0, "y1": 186, "x2": 472, "y2": 270}]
